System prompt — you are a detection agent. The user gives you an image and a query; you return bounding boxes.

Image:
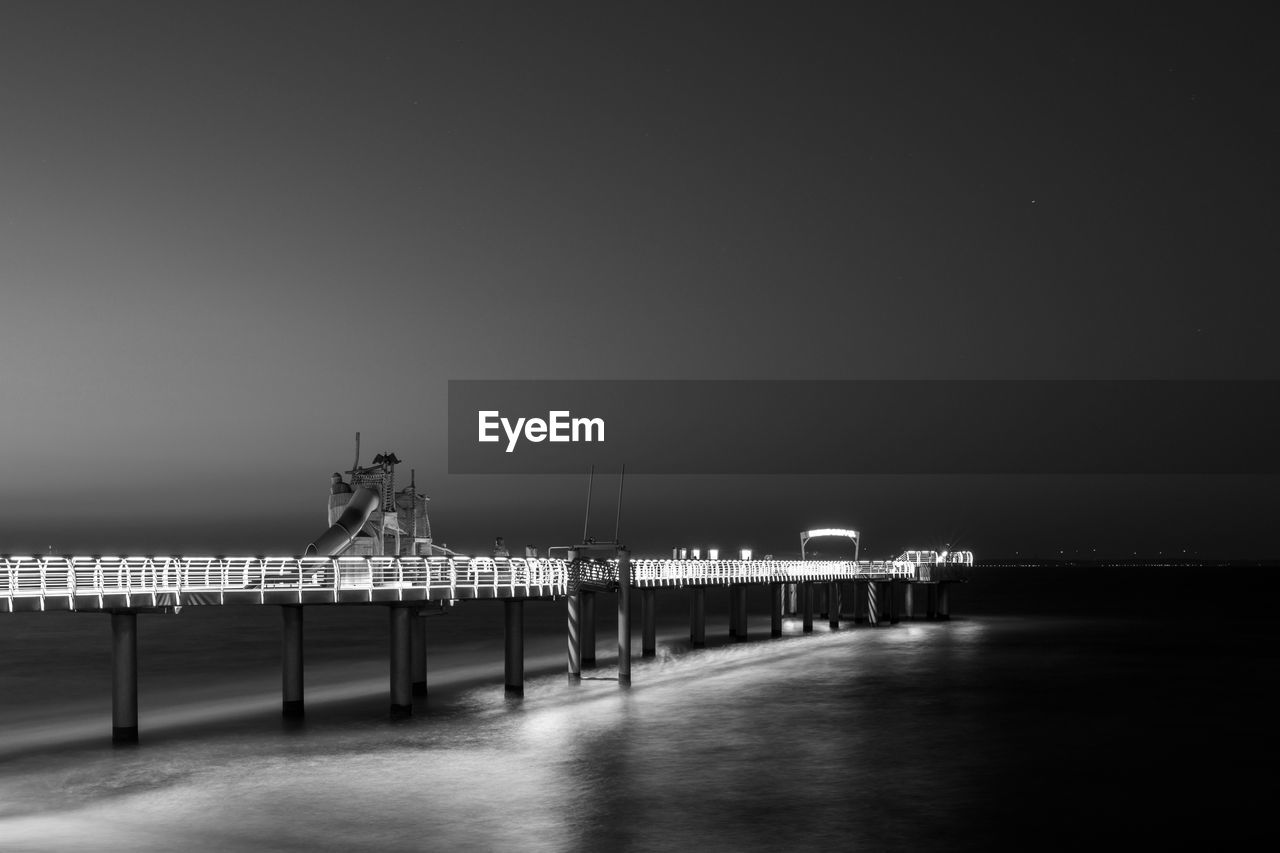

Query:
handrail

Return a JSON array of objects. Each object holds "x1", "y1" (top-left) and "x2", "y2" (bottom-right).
[{"x1": 0, "y1": 553, "x2": 962, "y2": 607}]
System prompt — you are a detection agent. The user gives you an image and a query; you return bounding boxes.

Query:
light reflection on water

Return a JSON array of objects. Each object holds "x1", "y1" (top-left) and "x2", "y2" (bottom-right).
[
  {"x1": 0, "y1": 620, "x2": 982, "y2": 851},
  {"x1": 0, "y1": 573, "x2": 1268, "y2": 849}
]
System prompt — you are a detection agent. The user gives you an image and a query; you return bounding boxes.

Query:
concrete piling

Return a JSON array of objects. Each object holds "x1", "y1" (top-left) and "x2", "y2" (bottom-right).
[
  {"x1": 728, "y1": 584, "x2": 738, "y2": 638},
  {"x1": 582, "y1": 590, "x2": 597, "y2": 668},
  {"x1": 802, "y1": 581, "x2": 814, "y2": 633},
  {"x1": 642, "y1": 588, "x2": 656, "y2": 658},
  {"x1": 866, "y1": 580, "x2": 879, "y2": 626},
  {"x1": 770, "y1": 583, "x2": 783, "y2": 637},
  {"x1": 389, "y1": 606, "x2": 412, "y2": 717},
  {"x1": 412, "y1": 608, "x2": 427, "y2": 698},
  {"x1": 505, "y1": 599, "x2": 524, "y2": 694},
  {"x1": 926, "y1": 584, "x2": 938, "y2": 620},
  {"x1": 903, "y1": 584, "x2": 914, "y2": 620},
  {"x1": 735, "y1": 584, "x2": 748, "y2": 641},
  {"x1": 690, "y1": 587, "x2": 706, "y2": 648},
  {"x1": 828, "y1": 582, "x2": 840, "y2": 629},
  {"x1": 938, "y1": 583, "x2": 951, "y2": 620},
  {"x1": 281, "y1": 605, "x2": 304, "y2": 718},
  {"x1": 111, "y1": 611, "x2": 138, "y2": 744}
]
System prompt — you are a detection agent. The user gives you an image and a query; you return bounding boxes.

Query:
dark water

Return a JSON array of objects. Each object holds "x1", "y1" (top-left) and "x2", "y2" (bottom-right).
[{"x1": 0, "y1": 567, "x2": 1274, "y2": 850}]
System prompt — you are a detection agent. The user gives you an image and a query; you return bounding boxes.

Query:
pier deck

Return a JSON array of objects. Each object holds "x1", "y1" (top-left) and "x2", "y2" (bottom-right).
[{"x1": 1, "y1": 555, "x2": 967, "y2": 612}]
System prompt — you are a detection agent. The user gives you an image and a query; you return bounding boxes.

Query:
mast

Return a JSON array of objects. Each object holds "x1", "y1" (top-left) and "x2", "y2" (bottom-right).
[
  {"x1": 581, "y1": 464, "x2": 595, "y2": 543},
  {"x1": 613, "y1": 464, "x2": 626, "y2": 544}
]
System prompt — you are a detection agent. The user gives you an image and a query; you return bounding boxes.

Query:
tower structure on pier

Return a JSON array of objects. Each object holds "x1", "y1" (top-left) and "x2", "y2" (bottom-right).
[{"x1": 326, "y1": 448, "x2": 433, "y2": 557}]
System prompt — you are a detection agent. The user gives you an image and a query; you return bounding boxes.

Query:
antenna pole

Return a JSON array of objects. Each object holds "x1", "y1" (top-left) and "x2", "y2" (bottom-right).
[
  {"x1": 581, "y1": 465, "x2": 595, "y2": 543},
  {"x1": 613, "y1": 464, "x2": 626, "y2": 544}
]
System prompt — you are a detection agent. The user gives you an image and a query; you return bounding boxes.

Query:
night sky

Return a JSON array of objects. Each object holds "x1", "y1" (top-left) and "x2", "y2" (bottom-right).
[{"x1": 1, "y1": 2, "x2": 1276, "y2": 558}]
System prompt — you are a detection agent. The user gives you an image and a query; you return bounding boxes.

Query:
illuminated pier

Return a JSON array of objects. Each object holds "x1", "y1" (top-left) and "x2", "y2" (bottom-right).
[
  {"x1": 0, "y1": 551, "x2": 971, "y2": 613},
  {"x1": 0, "y1": 547, "x2": 969, "y2": 742},
  {"x1": 0, "y1": 445, "x2": 971, "y2": 744}
]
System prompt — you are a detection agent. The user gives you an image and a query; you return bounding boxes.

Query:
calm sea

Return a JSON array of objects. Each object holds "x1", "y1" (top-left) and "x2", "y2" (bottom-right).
[{"x1": 0, "y1": 566, "x2": 1273, "y2": 850}]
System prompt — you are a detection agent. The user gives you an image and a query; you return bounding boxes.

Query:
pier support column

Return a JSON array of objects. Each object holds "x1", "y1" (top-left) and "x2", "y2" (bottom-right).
[
  {"x1": 903, "y1": 584, "x2": 914, "y2": 620},
  {"x1": 802, "y1": 582, "x2": 814, "y2": 633},
  {"x1": 728, "y1": 584, "x2": 738, "y2": 638},
  {"x1": 737, "y1": 584, "x2": 747, "y2": 637},
  {"x1": 926, "y1": 584, "x2": 938, "y2": 620},
  {"x1": 281, "y1": 605, "x2": 304, "y2": 718},
  {"x1": 828, "y1": 582, "x2": 841, "y2": 629},
  {"x1": 412, "y1": 608, "x2": 427, "y2": 698},
  {"x1": 567, "y1": 590, "x2": 582, "y2": 682},
  {"x1": 690, "y1": 587, "x2": 706, "y2": 648},
  {"x1": 617, "y1": 548, "x2": 631, "y2": 686},
  {"x1": 866, "y1": 581, "x2": 879, "y2": 627},
  {"x1": 938, "y1": 583, "x2": 951, "y2": 621},
  {"x1": 505, "y1": 599, "x2": 524, "y2": 694},
  {"x1": 786, "y1": 583, "x2": 797, "y2": 615},
  {"x1": 581, "y1": 590, "x2": 597, "y2": 668},
  {"x1": 389, "y1": 606, "x2": 412, "y2": 717},
  {"x1": 641, "y1": 588, "x2": 656, "y2": 657},
  {"x1": 111, "y1": 611, "x2": 138, "y2": 744},
  {"x1": 770, "y1": 583, "x2": 783, "y2": 638}
]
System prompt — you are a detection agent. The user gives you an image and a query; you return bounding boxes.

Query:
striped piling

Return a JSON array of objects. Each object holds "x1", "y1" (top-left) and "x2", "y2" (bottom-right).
[{"x1": 567, "y1": 589, "x2": 582, "y2": 682}]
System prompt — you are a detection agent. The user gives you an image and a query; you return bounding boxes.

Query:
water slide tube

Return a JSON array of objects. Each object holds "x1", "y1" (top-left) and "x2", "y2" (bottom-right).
[{"x1": 305, "y1": 487, "x2": 380, "y2": 557}]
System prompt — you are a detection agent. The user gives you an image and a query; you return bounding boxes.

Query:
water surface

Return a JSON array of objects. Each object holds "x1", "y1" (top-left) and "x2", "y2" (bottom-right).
[{"x1": 0, "y1": 567, "x2": 1272, "y2": 849}]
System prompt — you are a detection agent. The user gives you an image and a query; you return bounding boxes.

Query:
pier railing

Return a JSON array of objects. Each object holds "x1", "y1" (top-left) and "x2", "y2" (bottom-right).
[
  {"x1": 628, "y1": 559, "x2": 916, "y2": 586},
  {"x1": 2, "y1": 555, "x2": 947, "y2": 612},
  {"x1": 0, "y1": 555, "x2": 571, "y2": 610}
]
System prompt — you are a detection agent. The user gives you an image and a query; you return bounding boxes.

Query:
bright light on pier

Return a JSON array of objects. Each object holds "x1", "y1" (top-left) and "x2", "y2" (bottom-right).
[{"x1": 803, "y1": 529, "x2": 859, "y2": 540}]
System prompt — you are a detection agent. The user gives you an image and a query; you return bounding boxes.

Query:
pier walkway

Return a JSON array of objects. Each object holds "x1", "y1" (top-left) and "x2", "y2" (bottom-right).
[{"x1": 0, "y1": 555, "x2": 964, "y2": 612}]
